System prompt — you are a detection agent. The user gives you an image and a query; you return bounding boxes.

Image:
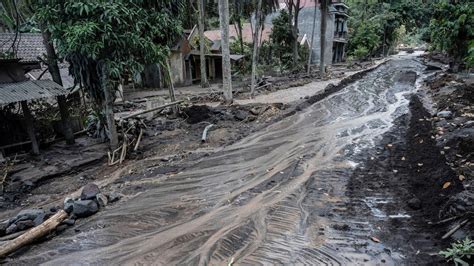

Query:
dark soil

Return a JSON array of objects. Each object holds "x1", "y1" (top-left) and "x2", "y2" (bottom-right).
[{"x1": 347, "y1": 94, "x2": 465, "y2": 265}]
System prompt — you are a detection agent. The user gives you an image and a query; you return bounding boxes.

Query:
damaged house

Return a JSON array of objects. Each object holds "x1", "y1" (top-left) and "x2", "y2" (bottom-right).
[
  {"x1": 133, "y1": 26, "x2": 246, "y2": 89},
  {"x1": 0, "y1": 33, "x2": 75, "y2": 156}
]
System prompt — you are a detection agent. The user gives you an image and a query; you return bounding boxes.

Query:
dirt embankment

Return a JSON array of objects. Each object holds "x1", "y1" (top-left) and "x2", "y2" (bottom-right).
[
  {"x1": 423, "y1": 71, "x2": 474, "y2": 219},
  {"x1": 347, "y1": 94, "x2": 465, "y2": 265}
]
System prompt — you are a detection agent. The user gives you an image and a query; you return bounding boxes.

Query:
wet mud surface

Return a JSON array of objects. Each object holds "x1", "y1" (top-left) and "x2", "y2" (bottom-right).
[{"x1": 7, "y1": 57, "x2": 463, "y2": 265}]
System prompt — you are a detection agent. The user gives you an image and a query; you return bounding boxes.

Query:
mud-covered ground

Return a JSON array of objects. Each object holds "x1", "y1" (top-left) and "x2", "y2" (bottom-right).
[{"x1": 1, "y1": 54, "x2": 472, "y2": 265}]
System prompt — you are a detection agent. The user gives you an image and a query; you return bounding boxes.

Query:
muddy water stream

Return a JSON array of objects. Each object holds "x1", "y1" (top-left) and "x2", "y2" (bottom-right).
[{"x1": 16, "y1": 56, "x2": 429, "y2": 265}]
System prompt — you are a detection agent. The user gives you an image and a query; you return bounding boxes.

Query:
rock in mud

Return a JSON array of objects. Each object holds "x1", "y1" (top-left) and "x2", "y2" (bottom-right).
[
  {"x1": 72, "y1": 200, "x2": 99, "y2": 218},
  {"x1": 0, "y1": 221, "x2": 8, "y2": 236},
  {"x1": 5, "y1": 224, "x2": 17, "y2": 235},
  {"x1": 81, "y1": 183, "x2": 100, "y2": 200},
  {"x1": 33, "y1": 212, "x2": 46, "y2": 226},
  {"x1": 107, "y1": 192, "x2": 122, "y2": 203},
  {"x1": 437, "y1": 110, "x2": 453, "y2": 119},
  {"x1": 64, "y1": 197, "x2": 74, "y2": 213},
  {"x1": 96, "y1": 193, "x2": 108, "y2": 208},
  {"x1": 16, "y1": 220, "x2": 35, "y2": 231},
  {"x1": 56, "y1": 224, "x2": 68, "y2": 233},
  {"x1": 62, "y1": 219, "x2": 75, "y2": 226},
  {"x1": 234, "y1": 110, "x2": 249, "y2": 121},
  {"x1": 407, "y1": 198, "x2": 422, "y2": 210},
  {"x1": 11, "y1": 209, "x2": 45, "y2": 224}
]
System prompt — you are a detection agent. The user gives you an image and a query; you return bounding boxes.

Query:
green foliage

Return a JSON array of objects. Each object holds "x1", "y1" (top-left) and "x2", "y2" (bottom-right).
[
  {"x1": 347, "y1": 0, "x2": 433, "y2": 59},
  {"x1": 429, "y1": 1, "x2": 473, "y2": 63},
  {"x1": 466, "y1": 40, "x2": 474, "y2": 68},
  {"x1": 230, "y1": 40, "x2": 252, "y2": 74},
  {"x1": 36, "y1": 0, "x2": 183, "y2": 105},
  {"x1": 352, "y1": 46, "x2": 369, "y2": 60},
  {"x1": 270, "y1": 9, "x2": 291, "y2": 48},
  {"x1": 348, "y1": 19, "x2": 382, "y2": 59},
  {"x1": 439, "y1": 237, "x2": 474, "y2": 266}
]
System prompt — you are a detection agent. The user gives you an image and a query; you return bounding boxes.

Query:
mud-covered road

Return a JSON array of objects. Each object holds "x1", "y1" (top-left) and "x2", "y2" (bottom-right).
[{"x1": 12, "y1": 56, "x2": 452, "y2": 265}]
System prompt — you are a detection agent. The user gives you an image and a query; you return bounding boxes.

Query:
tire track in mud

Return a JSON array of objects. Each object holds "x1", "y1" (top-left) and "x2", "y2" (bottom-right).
[{"x1": 11, "y1": 57, "x2": 432, "y2": 265}]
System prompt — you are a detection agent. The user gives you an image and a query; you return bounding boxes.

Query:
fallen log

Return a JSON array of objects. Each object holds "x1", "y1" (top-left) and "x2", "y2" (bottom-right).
[
  {"x1": 0, "y1": 210, "x2": 68, "y2": 258},
  {"x1": 121, "y1": 100, "x2": 183, "y2": 120}
]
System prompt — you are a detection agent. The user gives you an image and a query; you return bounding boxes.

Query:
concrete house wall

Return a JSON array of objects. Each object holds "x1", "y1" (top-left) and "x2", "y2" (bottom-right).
[{"x1": 297, "y1": 7, "x2": 334, "y2": 65}]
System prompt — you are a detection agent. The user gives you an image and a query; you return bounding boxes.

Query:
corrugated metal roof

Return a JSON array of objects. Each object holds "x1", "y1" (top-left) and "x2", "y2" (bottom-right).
[{"x1": 0, "y1": 80, "x2": 68, "y2": 105}]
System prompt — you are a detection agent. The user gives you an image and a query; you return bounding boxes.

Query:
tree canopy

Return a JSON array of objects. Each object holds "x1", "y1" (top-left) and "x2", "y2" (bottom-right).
[{"x1": 36, "y1": 0, "x2": 184, "y2": 105}]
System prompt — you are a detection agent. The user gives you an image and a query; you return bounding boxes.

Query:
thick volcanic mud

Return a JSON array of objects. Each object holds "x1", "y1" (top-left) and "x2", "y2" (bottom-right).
[{"x1": 6, "y1": 56, "x2": 459, "y2": 265}]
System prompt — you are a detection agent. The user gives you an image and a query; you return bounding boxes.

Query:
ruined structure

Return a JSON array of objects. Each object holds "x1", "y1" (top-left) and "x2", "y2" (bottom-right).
[{"x1": 0, "y1": 33, "x2": 71, "y2": 155}]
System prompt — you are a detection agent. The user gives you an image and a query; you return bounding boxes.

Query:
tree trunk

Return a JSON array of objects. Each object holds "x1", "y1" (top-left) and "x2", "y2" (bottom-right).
[
  {"x1": 237, "y1": 20, "x2": 244, "y2": 54},
  {"x1": 218, "y1": 0, "x2": 233, "y2": 103},
  {"x1": 20, "y1": 101, "x2": 39, "y2": 155},
  {"x1": 307, "y1": 2, "x2": 317, "y2": 74},
  {"x1": 0, "y1": 210, "x2": 67, "y2": 258},
  {"x1": 292, "y1": 0, "x2": 301, "y2": 67},
  {"x1": 233, "y1": 0, "x2": 244, "y2": 54},
  {"x1": 320, "y1": 0, "x2": 328, "y2": 77},
  {"x1": 198, "y1": 0, "x2": 209, "y2": 88},
  {"x1": 165, "y1": 59, "x2": 179, "y2": 116},
  {"x1": 101, "y1": 63, "x2": 118, "y2": 149},
  {"x1": 40, "y1": 27, "x2": 75, "y2": 145},
  {"x1": 250, "y1": 0, "x2": 263, "y2": 97}
]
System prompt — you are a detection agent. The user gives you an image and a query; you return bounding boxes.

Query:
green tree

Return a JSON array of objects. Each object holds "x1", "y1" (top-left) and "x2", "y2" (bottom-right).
[
  {"x1": 36, "y1": 0, "x2": 183, "y2": 148},
  {"x1": 429, "y1": 0, "x2": 473, "y2": 68}
]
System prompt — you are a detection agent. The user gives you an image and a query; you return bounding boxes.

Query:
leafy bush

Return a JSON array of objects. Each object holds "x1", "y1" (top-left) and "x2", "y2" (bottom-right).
[
  {"x1": 439, "y1": 237, "x2": 474, "y2": 266},
  {"x1": 352, "y1": 46, "x2": 370, "y2": 60},
  {"x1": 465, "y1": 40, "x2": 474, "y2": 68},
  {"x1": 429, "y1": 1, "x2": 473, "y2": 64}
]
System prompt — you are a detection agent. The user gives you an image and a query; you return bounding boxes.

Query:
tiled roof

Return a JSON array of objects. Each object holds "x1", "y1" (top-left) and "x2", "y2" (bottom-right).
[
  {"x1": 0, "y1": 33, "x2": 45, "y2": 63},
  {"x1": 0, "y1": 80, "x2": 69, "y2": 105},
  {"x1": 204, "y1": 23, "x2": 273, "y2": 45}
]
